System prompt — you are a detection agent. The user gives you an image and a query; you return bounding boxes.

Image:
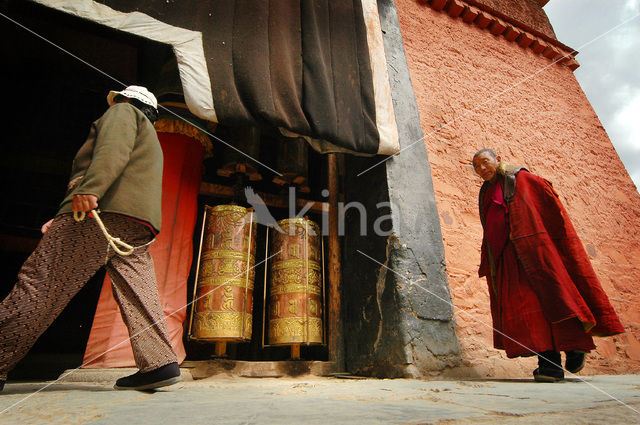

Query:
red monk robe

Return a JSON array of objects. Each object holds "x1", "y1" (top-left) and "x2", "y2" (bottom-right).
[{"x1": 478, "y1": 169, "x2": 624, "y2": 358}]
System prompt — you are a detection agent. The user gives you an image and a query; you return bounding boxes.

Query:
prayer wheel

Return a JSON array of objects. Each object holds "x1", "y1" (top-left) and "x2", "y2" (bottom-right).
[
  {"x1": 189, "y1": 205, "x2": 257, "y2": 342},
  {"x1": 268, "y1": 218, "x2": 323, "y2": 345}
]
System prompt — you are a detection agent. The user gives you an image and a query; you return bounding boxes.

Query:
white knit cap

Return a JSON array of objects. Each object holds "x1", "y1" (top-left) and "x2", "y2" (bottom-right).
[{"x1": 107, "y1": 85, "x2": 157, "y2": 109}]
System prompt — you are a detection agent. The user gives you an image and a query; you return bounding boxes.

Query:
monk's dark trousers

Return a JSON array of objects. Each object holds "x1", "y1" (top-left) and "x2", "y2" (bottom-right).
[{"x1": 0, "y1": 213, "x2": 177, "y2": 380}]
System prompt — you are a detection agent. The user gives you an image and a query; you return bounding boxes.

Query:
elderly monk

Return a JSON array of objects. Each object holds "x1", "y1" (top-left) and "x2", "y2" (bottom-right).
[{"x1": 472, "y1": 148, "x2": 624, "y2": 382}]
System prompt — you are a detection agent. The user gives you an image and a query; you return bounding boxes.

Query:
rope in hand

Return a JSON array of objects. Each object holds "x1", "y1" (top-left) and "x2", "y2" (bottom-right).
[{"x1": 73, "y1": 209, "x2": 135, "y2": 256}]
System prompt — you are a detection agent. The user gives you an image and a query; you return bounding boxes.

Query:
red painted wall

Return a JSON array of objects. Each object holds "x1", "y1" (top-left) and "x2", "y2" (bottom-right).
[{"x1": 397, "y1": 0, "x2": 640, "y2": 377}]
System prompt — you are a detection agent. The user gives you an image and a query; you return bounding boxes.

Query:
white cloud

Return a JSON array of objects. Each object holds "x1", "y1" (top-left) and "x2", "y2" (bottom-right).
[
  {"x1": 613, "y1": 93, "x2": 640, "y2": 189},
  {"x1": 545, "y1": 1, "x2": 640, "y2": 192},
  {"x1": 615, "y1": 93, "x2": 640, "y2": 141},
  {"x1": 624, "y1": 0, "x2": 640, "y2": 13}
]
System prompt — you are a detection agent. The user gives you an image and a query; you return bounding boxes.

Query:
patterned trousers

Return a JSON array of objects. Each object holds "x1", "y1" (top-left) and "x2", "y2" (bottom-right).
[{"x1": 0, "y1": 213, "x2": 178, "y2": 380}]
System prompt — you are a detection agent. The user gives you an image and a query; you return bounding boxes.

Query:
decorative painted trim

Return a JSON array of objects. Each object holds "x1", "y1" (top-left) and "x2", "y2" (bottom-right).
[
  {"x1": 423, "y1": 0, "x2": 580, "y2": 71},
  {"x1": 361, "y1": 0, "x2": 400, "y2": 155},
  {"x1": 155, "y1": 118, "x2": 213, "y2": 158}
]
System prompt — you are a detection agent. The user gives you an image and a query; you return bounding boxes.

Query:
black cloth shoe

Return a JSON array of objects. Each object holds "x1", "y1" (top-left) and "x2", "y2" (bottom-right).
[
  {"x1": 0, "y1": 380, "x2": 4, "y2": 392},
  {"x1": 533, "y1": 351, "x2": 564, "y2": 382},
  {"x1": 114, "y1": 362, "x2": 181, "y2": 391},
  {"x1": 565, "y1": 350, "x2": 587, "y2": 373}
]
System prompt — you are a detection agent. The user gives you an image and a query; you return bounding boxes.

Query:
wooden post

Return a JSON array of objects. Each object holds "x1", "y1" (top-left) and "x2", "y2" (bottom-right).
[
  {"x1": 327, "y1": 153, "x2": 345, "y2": 370},
  {"x1": 291, "y1": 344, "x2": 301, "y2": 360},
  {"x1": 214, "y1": 341, "x2": 227, "y2": 357}
]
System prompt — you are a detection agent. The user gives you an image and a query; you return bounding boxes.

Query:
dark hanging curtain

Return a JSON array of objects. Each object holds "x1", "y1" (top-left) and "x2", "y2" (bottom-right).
[{"x1": 94, "y1": 0, "x2": 380, "y2": 154}]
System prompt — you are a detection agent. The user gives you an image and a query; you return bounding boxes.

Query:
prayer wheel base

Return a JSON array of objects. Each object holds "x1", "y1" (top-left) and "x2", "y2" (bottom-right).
[
  {"x1": 182, "y1": 360, "x2": 340, "y2": 379},
  {"x1": 189, "y1": 337, "x2": 250, "y2": 343},
  {"x1": 215, "y1": 342, "x2": 227, "y2": 357},
  {"x1": 291, "y1": 344, "x2": 301, "y2": 360}
]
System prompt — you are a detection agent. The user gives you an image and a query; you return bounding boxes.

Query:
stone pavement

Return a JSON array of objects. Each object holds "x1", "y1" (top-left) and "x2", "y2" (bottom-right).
[{"x1": 0, "y1": 373, "x2": 639, "y2": 424}]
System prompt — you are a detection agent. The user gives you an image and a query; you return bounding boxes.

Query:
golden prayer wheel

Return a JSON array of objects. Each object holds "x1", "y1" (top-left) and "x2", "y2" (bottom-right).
[
  {"x1": 189, "y1": 205, "x2": 257, "y2": 342},
  {"x1": 266, "y1": 218, "x2": 324, "y2": 346}
]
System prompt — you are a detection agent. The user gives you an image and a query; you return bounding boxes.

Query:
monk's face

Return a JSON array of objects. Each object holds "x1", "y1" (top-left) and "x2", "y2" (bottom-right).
[{"x1": 473, "y1": 152, "x2": 501, "y2": 182}]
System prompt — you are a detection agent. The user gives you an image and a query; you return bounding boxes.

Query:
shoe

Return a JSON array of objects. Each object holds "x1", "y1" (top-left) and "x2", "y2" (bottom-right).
[
  {"x1": 0, "y1": 380, "x2": 4, "y2": 392},
  {"x1": 114, "y1": 362, "x2": 181, "y2": 391},
  {"x1": 533, "y1": 351, "x2": 564, "y2": 382},
  {"x1": 533, "y1": 367, "x2": 564, "y2": 382},
  {"x1": 565, "y1": 350, "x2": 587, "y2": 373}
]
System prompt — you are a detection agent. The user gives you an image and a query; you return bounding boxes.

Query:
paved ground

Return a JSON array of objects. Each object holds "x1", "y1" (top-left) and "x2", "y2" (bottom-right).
[{"x1": 0, "y1": 374, "x2": 639, "y2": 424}]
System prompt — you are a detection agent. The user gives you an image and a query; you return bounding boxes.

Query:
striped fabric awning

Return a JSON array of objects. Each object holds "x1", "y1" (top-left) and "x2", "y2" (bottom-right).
[{"x1": 33, "y1": 0, "x2": 399, "y2": 156}]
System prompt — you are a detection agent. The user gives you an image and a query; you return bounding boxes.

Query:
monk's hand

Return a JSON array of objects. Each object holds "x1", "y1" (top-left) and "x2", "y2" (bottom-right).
[
  {"x1": 72, "y1": 194, "x2": 99, "y2": 213},
  {"x1": 41, "y1": 218, "x2": 54, "y2": 234}
]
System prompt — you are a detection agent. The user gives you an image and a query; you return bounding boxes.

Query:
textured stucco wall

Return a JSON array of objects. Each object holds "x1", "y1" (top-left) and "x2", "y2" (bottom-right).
[{"x1": 396, "y1": 0, "x2": 640, "y2": 377}]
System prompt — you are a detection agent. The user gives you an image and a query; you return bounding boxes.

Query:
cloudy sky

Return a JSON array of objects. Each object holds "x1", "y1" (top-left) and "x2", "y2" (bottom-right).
[{"x1": 544, "y1": 1, "x2": 640, "y2": 191}]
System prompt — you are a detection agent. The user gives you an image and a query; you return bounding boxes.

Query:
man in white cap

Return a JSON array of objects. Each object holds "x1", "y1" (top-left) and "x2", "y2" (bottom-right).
[{"x1": 0, "y1": 86, "x2": 181, "y2": 391}]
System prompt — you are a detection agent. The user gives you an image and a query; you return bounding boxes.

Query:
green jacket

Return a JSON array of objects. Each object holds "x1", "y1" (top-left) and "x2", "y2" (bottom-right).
[{"x1": 58, "y1": 103, "x2": 163, "y2": 232}]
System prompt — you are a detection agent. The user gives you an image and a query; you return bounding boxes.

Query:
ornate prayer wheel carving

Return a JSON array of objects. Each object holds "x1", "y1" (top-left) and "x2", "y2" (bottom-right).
[
  {"x1": 190, "y1": 205, "x2": 257, "y2": 341},
  {"x1": 268, "y1": 218, "x2": 323, "y2": 345}
]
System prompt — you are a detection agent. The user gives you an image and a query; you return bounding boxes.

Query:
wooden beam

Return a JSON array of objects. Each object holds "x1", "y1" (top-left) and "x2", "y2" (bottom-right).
[{"x1": 199, "y1": 182, "x2": 328, "y2": 215}]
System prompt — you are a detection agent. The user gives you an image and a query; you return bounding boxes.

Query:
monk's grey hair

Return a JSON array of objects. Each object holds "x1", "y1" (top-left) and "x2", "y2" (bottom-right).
[{"x1": 473, "y1": 148, "x2": 498, "y2": 160}]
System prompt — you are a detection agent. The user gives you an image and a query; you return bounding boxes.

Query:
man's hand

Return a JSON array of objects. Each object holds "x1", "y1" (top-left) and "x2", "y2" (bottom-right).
[
  {"x1": 41, "y1": 218, "x2": 54, "y2": 234},
  {"x1": 72, "y1": 194, "x2": 99, "y2": 213}
]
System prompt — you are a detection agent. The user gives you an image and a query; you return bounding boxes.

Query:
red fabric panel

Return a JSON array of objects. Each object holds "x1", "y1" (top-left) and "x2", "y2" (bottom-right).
[{"x1": 82, "y1": 132, "x2": 203, "y2": 368}]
